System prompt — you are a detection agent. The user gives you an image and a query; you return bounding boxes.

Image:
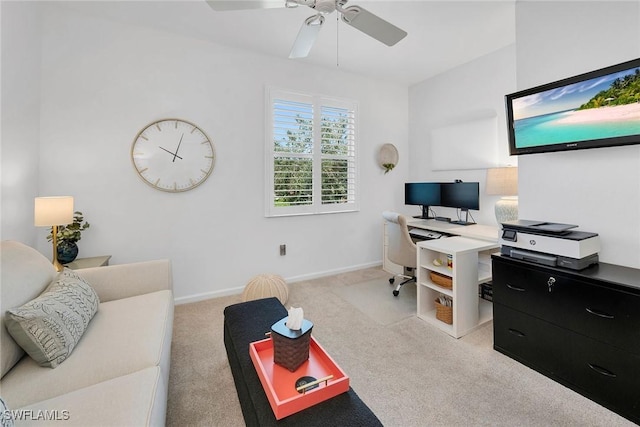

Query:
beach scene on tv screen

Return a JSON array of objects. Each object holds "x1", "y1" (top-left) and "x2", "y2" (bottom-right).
[{"x1": 512, "y1": 66, "x2": 640, "y2": 148}]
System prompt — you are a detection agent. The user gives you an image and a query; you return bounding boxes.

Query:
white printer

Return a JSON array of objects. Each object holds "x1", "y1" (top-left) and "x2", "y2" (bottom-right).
[{"x1": 499, "y1": 220, "x2": 599, "y2": 270}]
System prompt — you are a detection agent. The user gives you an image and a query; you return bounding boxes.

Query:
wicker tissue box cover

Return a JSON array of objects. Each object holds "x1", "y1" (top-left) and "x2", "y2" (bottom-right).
[{"x1": 271, "y1": 317, "x2": 313, "y2": 372}]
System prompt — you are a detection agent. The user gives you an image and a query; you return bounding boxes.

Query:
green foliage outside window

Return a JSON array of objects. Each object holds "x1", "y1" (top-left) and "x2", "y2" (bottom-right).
[{"x1": 274, "y1": 109, "x2": 352, "y2": 207}]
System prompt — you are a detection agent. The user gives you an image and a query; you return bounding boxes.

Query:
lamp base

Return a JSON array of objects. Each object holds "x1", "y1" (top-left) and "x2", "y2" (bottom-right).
[
  {"x1": 495, "y1": 197, "x2": 518, "y2": 224},
  {"x1": 51, "y1": 225, "x2": 64, "y2": 272}
]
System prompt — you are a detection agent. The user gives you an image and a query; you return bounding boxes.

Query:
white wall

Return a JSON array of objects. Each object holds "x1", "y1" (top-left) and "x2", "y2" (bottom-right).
[
  {"x1": 408, "y1": 45, "x2": 517, "y2": 226},
  {"x1": 1, "y1": 2, "x2": 42, "y2": 246},
  {"x1": 2, "y1": 2, "x2": 408, "y2": 301},
  {"x1": 408, "y1": 1, "x2": 640, "y2": 269},
  {"x1": 26, "y1": 5, "x2": 408, "y2": 301},
  {"x1": 515, "y1": 1, "x2": 640, "y2": 268}
]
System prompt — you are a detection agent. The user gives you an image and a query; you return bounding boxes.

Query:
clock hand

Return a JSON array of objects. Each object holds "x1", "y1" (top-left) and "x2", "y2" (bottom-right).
[
  {"x1": 172, "y1": 134, "x2": 184, "y2": 163},
  {"x1": 159, "y1": 146, "x2": 183, "y2": 160}
]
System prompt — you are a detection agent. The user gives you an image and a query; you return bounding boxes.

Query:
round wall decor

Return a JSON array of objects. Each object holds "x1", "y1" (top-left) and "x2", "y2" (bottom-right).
[
  {"x1": 131, "y1": 118, "x2": 215, "y2": 192},
  {"x1": 378, "y1": 143, "x2": 399, "y2": 174}
]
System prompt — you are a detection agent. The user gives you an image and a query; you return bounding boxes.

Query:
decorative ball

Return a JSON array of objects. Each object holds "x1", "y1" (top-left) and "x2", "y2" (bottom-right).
[{"x1": 242, "y1": 274, "x2": 289, "y2": 304}]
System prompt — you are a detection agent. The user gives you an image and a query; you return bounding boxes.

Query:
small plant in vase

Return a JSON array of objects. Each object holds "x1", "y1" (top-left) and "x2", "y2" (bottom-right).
[
  {"x1": 382, "y1": 163, "x2": 396, "y2": 174},
  {"x1": 47, "y1": 211, "x2": 90, "y2": 264}
]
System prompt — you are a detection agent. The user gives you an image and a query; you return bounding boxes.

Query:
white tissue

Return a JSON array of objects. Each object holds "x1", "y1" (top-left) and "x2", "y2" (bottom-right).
[{"x1": 285, "y1": 307, "x2": 304, "y2": 330}]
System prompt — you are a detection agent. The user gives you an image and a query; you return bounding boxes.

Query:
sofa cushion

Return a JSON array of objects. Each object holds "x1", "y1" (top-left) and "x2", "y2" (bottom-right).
[
  {"x1": 0, "y1": 290, "x2": 173, "y2": 409},
  {"x1": 4, "y1": 268, "x2": 99, "y2": 368},
  {"x1": 1, "y1": 241, "x2": 57, "y2": 377},
  {"x1": 15, "y1": 367, "x2": 166, "y2": 427}
]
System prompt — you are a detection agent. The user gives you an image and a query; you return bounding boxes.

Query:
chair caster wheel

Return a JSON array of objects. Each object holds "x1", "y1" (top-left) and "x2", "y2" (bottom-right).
[
  {"x1": 389, "y1": 278, "x2": 395, "y2": 284},
  {"x1": 393, "y1": 290, "x2": 399, "y2": 297}
]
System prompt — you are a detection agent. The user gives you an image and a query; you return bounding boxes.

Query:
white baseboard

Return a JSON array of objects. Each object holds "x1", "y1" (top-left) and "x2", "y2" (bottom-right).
[
  {"x1": 173, "y1": 260, "x2": 382, "y2": 305},
  {"x1": 174, "y1": 286, "x2": 245, "y2": 305},
  {"x1": 284, "y1": 261, "x2": 382, "y2": 284}
]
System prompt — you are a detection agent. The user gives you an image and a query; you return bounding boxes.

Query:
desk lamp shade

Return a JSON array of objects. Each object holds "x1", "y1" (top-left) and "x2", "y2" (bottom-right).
[
  {"x1": 34, "y1": 196, "x2": 74, "y2": 271},
  {"x1": 486, "y1": 167, "x2": 518, "y2": 224}
]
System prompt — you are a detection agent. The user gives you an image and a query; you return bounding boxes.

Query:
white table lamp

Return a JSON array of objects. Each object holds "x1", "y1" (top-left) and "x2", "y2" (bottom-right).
[
  {"x1": 35, "y1": 196, "x2": 74, "y2": 271},
  {"x1": 486, "y1": 167, "x2": 518, "y2": 224}
]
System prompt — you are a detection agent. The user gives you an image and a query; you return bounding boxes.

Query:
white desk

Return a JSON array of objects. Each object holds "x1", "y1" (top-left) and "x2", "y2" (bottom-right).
[
  {"x1": 416, "y1": 237, "x2": 498, "y2": 338},
  {"x1": 382, "y1": 216, "x2": 500, "y2": 338},
  {"x1": 407, "y1": 219, "x2": 499, "y2": 243},
  {"x1": 383, "y1": 218, "x2": 498, "y2": 276}
]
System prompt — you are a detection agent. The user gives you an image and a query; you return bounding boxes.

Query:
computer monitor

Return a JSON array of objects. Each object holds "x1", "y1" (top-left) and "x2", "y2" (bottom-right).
[
  {"x1": 404, "y1": 182, "x2": 441, "y2": 219},
  {"x1": 440, "y1": 182, "x2": 479, "y2": 225}
]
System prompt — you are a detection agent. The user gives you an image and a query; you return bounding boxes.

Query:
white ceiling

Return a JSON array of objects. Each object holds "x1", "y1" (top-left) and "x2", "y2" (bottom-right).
[{"x1": 55, "y1": 0, "x2": 517, "y2": 86}]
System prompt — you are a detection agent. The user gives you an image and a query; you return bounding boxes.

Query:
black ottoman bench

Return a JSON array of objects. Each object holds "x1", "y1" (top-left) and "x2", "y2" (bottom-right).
[{"x1": 224, "y1": 297, "x2": 382, "y2": 426}]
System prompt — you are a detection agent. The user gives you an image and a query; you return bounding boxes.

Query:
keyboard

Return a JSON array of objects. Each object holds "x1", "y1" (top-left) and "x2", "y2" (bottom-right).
[{"x1": 409, "y1": 228, "x2": 443, "y2": 240}]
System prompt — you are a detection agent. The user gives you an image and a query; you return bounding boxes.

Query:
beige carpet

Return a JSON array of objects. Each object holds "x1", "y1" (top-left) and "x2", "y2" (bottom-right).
[
  {"x1": 167, "y1": 267, "x2": 634, "y2": 427},
  {"x1": 331, "y1": 276, "x2": 416, "y2": 325}
]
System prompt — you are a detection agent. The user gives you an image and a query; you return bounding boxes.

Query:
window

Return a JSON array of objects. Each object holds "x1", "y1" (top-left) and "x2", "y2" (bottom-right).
[{"x1": 266, "y1": 88, "x2": 358, "y2": 216}]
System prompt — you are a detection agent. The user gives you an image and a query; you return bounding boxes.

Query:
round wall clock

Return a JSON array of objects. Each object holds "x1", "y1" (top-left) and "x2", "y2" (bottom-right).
[{"x1": 131, "y1": 118, "x2": 215, "y2": 192}]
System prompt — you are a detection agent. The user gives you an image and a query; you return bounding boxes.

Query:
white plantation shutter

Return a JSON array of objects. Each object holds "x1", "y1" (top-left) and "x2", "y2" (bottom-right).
[
  {"x1": 266, "y1": 88, "x2": 359, "y2": 216},
  {"x1": 320, "y1": 104, "x2": 356, "y2": 205},
  {"x1": 272, "y1": 98, "x2": 313, "y2": 208}
]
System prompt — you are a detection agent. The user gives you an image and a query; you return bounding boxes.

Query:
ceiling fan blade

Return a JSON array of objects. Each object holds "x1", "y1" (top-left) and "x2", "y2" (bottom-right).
[
  {"x1": 205, "y1": 1, "x2": 285, "y2": 11},
  {"x1": 289, "y1": 15, "x2": 325, "y2": 59},
  {"x1": 340, "y1": 6, "x2": 407, "y2": 47}
]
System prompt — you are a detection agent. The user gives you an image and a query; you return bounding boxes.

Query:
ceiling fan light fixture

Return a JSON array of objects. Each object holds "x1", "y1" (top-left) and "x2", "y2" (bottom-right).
[
  {"x1": 211, "y1": 0, "x2": 408, "y2": 59},
  {"x1": 313, "y1": 0, "x2": 336, "y2": 14}
]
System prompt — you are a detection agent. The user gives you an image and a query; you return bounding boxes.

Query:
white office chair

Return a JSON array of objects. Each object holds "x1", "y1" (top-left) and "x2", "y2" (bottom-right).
[{"x1": 383, "y1": 211, "x2": 417, "y2": 297}]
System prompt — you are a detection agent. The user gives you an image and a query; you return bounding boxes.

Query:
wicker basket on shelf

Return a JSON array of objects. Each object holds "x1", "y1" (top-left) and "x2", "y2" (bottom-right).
[
  {"x1": 429, "y1": 271, "x2": 452, "y2": 289},
  {"x1": 435, "y1": 299, "x2": 453, "y2": 324}
]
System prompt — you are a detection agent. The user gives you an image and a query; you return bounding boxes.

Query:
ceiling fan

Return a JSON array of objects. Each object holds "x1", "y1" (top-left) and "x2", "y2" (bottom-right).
[{"x1": 205, "y1": 0, "x2": 408, "y2": 59}]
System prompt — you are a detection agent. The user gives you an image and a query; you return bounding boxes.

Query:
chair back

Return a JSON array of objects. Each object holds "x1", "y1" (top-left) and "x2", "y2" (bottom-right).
[{"x1": 382, "y1": 211, "x2": 417, "y2": 269}]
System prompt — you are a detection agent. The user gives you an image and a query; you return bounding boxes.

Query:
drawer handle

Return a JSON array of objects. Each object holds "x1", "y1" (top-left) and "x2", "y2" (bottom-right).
[
  {"x1": 585, "y1": 307, "x2": 614, "y2": 319},
  {"x1": 508, "y1": 328, "x2": 526, "y2": 337},
  {"x1": 588, "y1": 363, "x2": 617, "y2": 378},
  {"x1": 506, "y1": 284, "x2": 525, "y2": 292}
]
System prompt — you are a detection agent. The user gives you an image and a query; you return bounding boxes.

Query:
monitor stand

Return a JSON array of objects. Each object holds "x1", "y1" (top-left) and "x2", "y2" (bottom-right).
[
  {"x1": 420, "y1": 205, "x2": 435, "y2": 220},
  {"x1": 450, "y1": 209, "x2": 474, "y2": 226}
]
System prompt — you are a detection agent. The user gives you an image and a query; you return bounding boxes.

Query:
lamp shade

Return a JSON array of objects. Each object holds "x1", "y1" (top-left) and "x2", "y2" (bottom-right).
[
  {"x1": 486, "y1": 167, "x2": 518, "y2": 196},
  {"x1": 34, "y1": 196, "x2": 74, "y2": 226}
]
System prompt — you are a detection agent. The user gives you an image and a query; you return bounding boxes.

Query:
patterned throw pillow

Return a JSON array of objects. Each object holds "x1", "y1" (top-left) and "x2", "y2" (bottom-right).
[
  {"x1": 0, "y1": 397, "x2": 14, "y2": 427},
  {"x1": 5, "y1": 268, "x2": 99, "y2": 368}
]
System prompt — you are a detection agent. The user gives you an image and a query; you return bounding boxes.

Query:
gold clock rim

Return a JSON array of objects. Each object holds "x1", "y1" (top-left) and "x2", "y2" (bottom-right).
[{"x1": 130, "y1": 118, "x2": 216, "y2": 193}]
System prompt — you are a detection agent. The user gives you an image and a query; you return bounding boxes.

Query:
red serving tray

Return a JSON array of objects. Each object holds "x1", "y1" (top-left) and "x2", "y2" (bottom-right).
[{"x1": 249, "y1": 336, "x2": 350, "y2": 420}]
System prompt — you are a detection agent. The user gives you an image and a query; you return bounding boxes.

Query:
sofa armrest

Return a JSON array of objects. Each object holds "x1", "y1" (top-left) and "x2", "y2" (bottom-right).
[{"x1": 76, "y1": 259, "x2": 172, "y2": 302}]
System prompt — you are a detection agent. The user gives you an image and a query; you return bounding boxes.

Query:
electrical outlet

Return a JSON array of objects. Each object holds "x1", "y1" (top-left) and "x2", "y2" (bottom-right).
[{"x1": 280, "y1": 244, "x2": 286, "y2": 256}]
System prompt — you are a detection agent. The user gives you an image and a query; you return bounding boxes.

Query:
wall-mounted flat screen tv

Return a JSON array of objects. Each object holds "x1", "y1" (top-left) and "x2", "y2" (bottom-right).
[{"x1": 505, "y1": 58, "x2": 640, "y2": 155}]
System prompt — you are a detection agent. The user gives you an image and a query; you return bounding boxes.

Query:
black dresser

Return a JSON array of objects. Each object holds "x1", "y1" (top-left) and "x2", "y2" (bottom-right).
[{"x1": 492, "y1": 254, "x2": 640, "y2": 424}]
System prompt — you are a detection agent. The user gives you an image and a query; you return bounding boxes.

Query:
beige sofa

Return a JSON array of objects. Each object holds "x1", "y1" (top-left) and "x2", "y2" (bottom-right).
[{"x1": 0, "y1": 240, "x2": 174, "y2": 426}]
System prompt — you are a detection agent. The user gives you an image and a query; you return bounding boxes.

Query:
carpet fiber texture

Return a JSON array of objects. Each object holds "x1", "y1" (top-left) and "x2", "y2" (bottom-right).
[
  {"x1": 331, "y1": 277, "x2": 416, "y2": 326},
  {"x1": 167, "y1": 267, "x2": 634, "y2": 426}
]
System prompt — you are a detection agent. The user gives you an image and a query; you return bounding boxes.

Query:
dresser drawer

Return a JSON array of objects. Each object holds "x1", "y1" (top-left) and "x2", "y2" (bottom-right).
[
  {"x1": 492, "y1": 259, "x2": 559, "y2": 317},
  {"x1": 493, "y1": 258, "x2": 640, "y2": 354},
  {"x1": 565, "y1": 333, "x2": 640, "y2": 423},
  {"x1": 493, "y1": 303, "x2": 572, "y2": 378},
  {"x1": 492, "y1": 255, "x2": 640, "y2": 424},
  {"x1": 566, "y1": 283, "x2": 640, "y2": 354}
]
